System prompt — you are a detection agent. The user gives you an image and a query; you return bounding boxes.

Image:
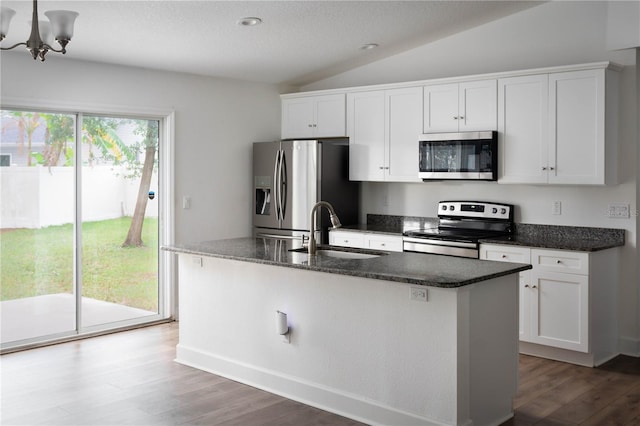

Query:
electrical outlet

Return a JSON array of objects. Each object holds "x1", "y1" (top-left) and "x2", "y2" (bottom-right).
[
  {"x1": 607, "y1": 203, "x2": 630, "y2": 218},
  {"x1": 411, "y1": 287, "x2": 428, "y2": 302},
  {"x1": 183, "y1": 196, "x2": 191, "y2": 209},
  {"x1": 552, "y1": 201, "x2": 561, "y2": 215}
]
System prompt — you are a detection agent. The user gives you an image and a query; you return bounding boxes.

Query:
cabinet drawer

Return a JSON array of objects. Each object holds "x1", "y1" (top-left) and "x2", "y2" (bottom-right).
[
  {"x1": 531, "y1": 249, "x2": 588, "y2": 275},
  {"x1": 329, "y1": 231, "x2": 365, "y2": 249},
  {"x1": 366, "y1": 235, "x2": 403, "y2": 252},
  {"x1": 480, "y1": 244, "x2": 531, "y2": 264}
]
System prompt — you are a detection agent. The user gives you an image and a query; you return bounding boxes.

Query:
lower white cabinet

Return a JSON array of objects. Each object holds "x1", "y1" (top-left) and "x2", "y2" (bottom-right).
[
  {"x1": 329, "y1": 230, "x2": 403, "y2": 252},
  {"x1": 480, "y1": 244, "x2": 618, "y2": 366}
]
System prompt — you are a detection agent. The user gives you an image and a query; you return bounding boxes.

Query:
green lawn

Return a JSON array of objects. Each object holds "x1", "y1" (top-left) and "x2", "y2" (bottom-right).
[{"x1": 0, "y1": 217, "x2": 158, "y2": 311}]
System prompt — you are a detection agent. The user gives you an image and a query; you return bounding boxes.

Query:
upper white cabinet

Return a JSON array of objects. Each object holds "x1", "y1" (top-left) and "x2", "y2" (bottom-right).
[
  {"x1": 347, "y1": 87, "x2": 422, "y2": 182},
  {"x1": 281, "y1": 93, "x2": 346, "y2": 139},
  {"x1": 498, "y1": 67, "x2": 618, "y2": 185},
  {"x1": 423, "y1": 80, "x2": 497, "y2": 133},
  {"x1": 497, "y1": 74, "x2": 549, "y2": 184}
]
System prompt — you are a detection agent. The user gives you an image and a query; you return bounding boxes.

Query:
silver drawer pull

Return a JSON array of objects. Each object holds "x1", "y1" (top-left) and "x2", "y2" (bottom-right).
[
  {"x1": 524, "y1": 284, "x2": 530, "y2": 288},
  {"x1": 556, "y1": 260, "x2": 562, "y2": 264},
  {"x1": 532, "y1": 285, "x2": 538, "y2": 289},
  {"x1": 501, "y1": 254, "x2": 507, "y2": 259}
]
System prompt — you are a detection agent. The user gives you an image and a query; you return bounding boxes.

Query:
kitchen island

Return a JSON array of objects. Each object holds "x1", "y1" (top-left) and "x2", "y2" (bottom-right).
[{"x1": 164, "y1": 238, "x2": 531, "y2": 426}]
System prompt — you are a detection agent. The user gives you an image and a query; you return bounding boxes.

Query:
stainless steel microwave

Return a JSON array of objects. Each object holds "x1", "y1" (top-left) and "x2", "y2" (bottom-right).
[{"x1": 418, "y1": 131, "x2": 498, "y2": 181}]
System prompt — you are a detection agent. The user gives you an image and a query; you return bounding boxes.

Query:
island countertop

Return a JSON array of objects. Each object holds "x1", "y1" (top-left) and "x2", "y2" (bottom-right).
[{"x1": 163, "y1": 237, "x2": 531, "y2": 288}]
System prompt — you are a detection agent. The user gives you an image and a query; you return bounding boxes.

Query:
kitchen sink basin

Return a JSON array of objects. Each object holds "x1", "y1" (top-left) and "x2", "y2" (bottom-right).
[{"x1": 288, "y1": 246, "x2": 386, "y2": 260}]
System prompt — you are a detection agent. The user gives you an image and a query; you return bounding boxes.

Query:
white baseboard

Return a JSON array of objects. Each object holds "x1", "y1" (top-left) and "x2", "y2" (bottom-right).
[
  {"x1": 175, "y1": 344, "x2": 451, "y2": 426},
  {"x1": 619, "y1": 336, "x2": 640, "y2": 357}
]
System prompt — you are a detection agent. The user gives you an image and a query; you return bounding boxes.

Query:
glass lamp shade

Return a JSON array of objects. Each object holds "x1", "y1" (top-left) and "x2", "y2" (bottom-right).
[
  {"x1": 0, "y1": 7, "x2": 16, "y2": 39},
  {"x1": 44, "y1": 10, "x2": 78, "y2": 40}
]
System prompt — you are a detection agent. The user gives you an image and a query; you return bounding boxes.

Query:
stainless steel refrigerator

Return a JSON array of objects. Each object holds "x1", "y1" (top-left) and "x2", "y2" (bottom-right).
[{"x1": 253, "y1": 139, "x2": 359, "y2": 247}]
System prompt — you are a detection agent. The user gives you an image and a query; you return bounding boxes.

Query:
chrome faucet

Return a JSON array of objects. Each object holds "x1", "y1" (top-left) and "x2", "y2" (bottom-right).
[{"x1": 308, "y1": 201, "x2": 342, "y2": 255}]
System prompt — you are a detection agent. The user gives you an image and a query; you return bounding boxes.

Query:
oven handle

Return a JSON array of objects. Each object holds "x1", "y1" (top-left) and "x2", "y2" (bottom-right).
[{"x1": 402, "y1": 236, "x2": 478, "y2": 249}]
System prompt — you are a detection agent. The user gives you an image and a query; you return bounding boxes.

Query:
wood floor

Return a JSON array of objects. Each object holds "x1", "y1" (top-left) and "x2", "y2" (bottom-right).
[{"x1": 1, "y1": 323, "x2": 638, "y2": 426}]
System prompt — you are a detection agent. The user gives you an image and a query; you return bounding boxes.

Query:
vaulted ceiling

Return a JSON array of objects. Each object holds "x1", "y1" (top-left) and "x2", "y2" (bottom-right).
[{"x1": 1, "y1": 1, "x2": 543, "y2": 86}]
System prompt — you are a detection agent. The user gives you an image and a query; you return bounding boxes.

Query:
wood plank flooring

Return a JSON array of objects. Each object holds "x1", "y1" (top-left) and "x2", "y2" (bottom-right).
[{"x1": 1, "y1": 322, "x2": 639, "y2": 425}]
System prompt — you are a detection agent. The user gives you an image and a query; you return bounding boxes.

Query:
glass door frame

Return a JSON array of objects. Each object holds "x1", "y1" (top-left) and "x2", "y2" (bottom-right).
[{"x1": 0, "y1": 98, "x2": 175, "y2": 352}]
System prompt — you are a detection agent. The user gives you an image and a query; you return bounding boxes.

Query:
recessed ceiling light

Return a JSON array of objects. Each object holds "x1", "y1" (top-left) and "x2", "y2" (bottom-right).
[
  {"x1": 237, "y1": 17, "x2": 262, "y2": 27},
  {"x1": 360, "y1": 43, "x2": 379, "y2": 51}
]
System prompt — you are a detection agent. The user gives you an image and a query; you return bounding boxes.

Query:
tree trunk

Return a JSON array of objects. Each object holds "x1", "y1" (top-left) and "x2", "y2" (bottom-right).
[{"x1": 122, "y1": 145, "x2": 156, "y2": 247}]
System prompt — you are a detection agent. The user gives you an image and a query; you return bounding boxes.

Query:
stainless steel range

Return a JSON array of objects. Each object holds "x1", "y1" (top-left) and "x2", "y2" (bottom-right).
[{"x1": 403, "y1": 201, "x2": 514, "y2": 258}]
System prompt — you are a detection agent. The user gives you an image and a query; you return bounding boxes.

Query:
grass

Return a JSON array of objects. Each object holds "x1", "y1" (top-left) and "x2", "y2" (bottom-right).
[{"x1": 0, "y1": 217, "x2": 158, "y2": 311}]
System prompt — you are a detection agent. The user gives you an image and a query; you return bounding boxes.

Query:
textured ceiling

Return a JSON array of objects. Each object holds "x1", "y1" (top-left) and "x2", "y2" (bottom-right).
[{"x1": 0, "y1": 1, "x2": 543, "y2": 86}]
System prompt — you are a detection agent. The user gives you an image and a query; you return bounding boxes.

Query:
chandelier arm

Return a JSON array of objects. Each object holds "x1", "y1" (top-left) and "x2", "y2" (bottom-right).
[
  {"x1": 0, "y1": 42, "x2": 28, "y2": 51},
  {"x1": 42, "y1": 43, "x2": 65, "y2": 54}
]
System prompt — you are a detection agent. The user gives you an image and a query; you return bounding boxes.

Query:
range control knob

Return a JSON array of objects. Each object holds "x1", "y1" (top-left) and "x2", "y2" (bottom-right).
[
  {"x1": 449, "y1": 205, "x2": 455, "y2": 211},
  {"x1": 492, "y1": 207, "x2": 498, "y2": 214},
  {"x1": 442, "y1": 205, "x2": 447, "y2": 211},
  {"x1": 500, "y1": 208, "x2": 507, "y2": 214}
]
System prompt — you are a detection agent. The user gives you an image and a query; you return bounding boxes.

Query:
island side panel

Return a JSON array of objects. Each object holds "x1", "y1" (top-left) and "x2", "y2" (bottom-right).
[
  {"x1": 461, "y1": 275, "x2": 519, "y2": 426},
  {"x1": 176, "y1": 254, "x2": 465, "y2": 425}
]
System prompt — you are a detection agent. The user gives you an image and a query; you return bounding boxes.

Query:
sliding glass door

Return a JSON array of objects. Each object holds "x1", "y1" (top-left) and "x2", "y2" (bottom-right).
[
  {"x1": 0, "y1": 111, "x2": 77, "y2": 343},
  {"x1": 0, "y1": 110, "x2": 165, "y2": 350}
]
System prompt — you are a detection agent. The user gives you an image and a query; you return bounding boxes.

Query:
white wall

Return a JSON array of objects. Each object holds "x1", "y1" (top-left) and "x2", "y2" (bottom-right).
[
  {"x1": 0, "y1": 53, "x2": 282, "y2": 243},
  {"x1": 301, "y1": 2, "x2": 640, "y2": 355}
]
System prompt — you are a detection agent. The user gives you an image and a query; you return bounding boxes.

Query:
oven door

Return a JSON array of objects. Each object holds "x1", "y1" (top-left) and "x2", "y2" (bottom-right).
[
  {"x1": 403, "y1": 236, "x2": 479, "y2": 258},
  {"x1": 418, "y1": 131, "x2": 497, "y2": 181}
]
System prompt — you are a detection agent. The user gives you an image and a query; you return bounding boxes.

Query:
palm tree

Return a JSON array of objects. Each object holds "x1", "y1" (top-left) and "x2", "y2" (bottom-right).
[{"x1": 10, "y1": 111, "x2": 41, "y2": 166}]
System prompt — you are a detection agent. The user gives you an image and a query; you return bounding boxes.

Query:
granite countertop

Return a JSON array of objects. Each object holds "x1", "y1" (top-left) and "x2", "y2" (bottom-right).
[
  {"x1": 163, "y1": 237, "x2": 530, "y2": 289},
  {"x1": 340, "y1": 215, "x2": 626, "y2": 252}
]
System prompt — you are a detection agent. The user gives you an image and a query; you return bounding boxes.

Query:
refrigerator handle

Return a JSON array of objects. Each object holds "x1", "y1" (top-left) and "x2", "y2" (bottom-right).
[
  {"x1": 273, "y1": 149, "x2": 281, "y2": 221},
  {"x1": 279, "y1": 149, "x2": 287, "y2": 222}
]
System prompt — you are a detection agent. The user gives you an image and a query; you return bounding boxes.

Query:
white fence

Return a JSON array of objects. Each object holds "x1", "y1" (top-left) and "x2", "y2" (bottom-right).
[{"x1": 0, "y1": 166, "x2": 158, "y2": 229}]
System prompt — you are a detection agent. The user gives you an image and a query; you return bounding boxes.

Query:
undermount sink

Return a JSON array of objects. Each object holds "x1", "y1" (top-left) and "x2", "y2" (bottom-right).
[{"x1": 288, "y1": 246, "x2": 385, "y2": 260}]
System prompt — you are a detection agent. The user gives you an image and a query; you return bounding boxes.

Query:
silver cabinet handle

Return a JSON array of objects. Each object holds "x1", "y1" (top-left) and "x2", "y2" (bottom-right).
[
  {"x1": 453, "y1": 116, "x2": 459, "y2": 120},
  {"x1": 532, "y1": 285, "x2": 538, "y2": 289},
  {"x1": 524, "y1": 284, "x2": 530, "y2": 288},
  {"x1": 556, "y1": 259, "x2": 562, "y2": 264},
  {"x1": 542, "y1": 167, "x2": 547, "y2": 170},
  {"x1": 549, "y1": 166, "x2": 555, "y2": 171}
]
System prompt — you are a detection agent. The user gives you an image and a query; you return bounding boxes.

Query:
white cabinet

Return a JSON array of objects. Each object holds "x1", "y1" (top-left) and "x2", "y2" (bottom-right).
[
  {"x1": 480, "y1": 243, "x2": 618, "y2": 366},
  {"x1": 423, "y1": 80, "x2": 497, "y2": 133},
  {"x1": 549, "y1": 69, "x2": 615, "y2": 185},
  {"x1": 480, "y1": 245, "x2": 532, "y2": 341},
  {"x1": 498, "y1": 67, "x2": 618, "y2": 185},
  {"x1": 328, "y1": 230, "x2": 365, "y2": 249},
  {"x1": 347, "y1": 87, "x2": 422, "y2": 182},
  {"x1": 329, "y1": 230, "x2": 403, "y2": 252},
  {"x1": 281, "y1": 94, "x2": 346, "y2": 139},
  {"x1": 497, "y1": 74, "x2": 549, "y2": 184}
]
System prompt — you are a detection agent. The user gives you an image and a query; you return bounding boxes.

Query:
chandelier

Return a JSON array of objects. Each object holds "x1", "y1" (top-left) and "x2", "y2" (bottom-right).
[{"x1": 0, "y1": 0, "x2": 78, "y2": 61}]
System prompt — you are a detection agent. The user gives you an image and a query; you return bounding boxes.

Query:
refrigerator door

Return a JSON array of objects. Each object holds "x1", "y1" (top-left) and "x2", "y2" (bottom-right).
[
  {"x1": 253, "y1": 141, "x2": 281, "y2": 230},
  {"x1": 285, "y1": 140, "x2": 319, "y2": 231}
]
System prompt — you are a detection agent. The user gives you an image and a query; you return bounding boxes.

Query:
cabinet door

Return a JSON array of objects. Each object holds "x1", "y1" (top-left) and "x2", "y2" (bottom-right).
[
  {"x1": 329, "y1": 230, "x2": 365, "y2": 248},
  {"x1": 498, "y1": 75, "x2": 549, "y2": 184},
  {"x1": 549, "y1": 70, "x2": 605, "y2": 184},
  {"x1": 314, "y1": 94, "x2": 346, "y2": 138},
  {"x1": 386, "y1": 87, "x2": 423, "y2": 182},
  {"x1": 423, "y1": 83, "x2": 459, "y2": 133},
  {"x1": 365, "y1": 234, "x2": 403, "y2": 252},
  {"x1": 347, "y1": 91, "x2": 386, "y2": 181},
  {"x1": 459, "y1": 80, "x2": 497, "y2": 131},
  {"x1": 519, "y1": 270, "x2": 533, "y2": 342},
  {"x1": 282, "y1": 98, "x2": 315, "y2": 139},
  {"x1": 529, "y1": 270, "x2": 589, "y2": 353}
]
